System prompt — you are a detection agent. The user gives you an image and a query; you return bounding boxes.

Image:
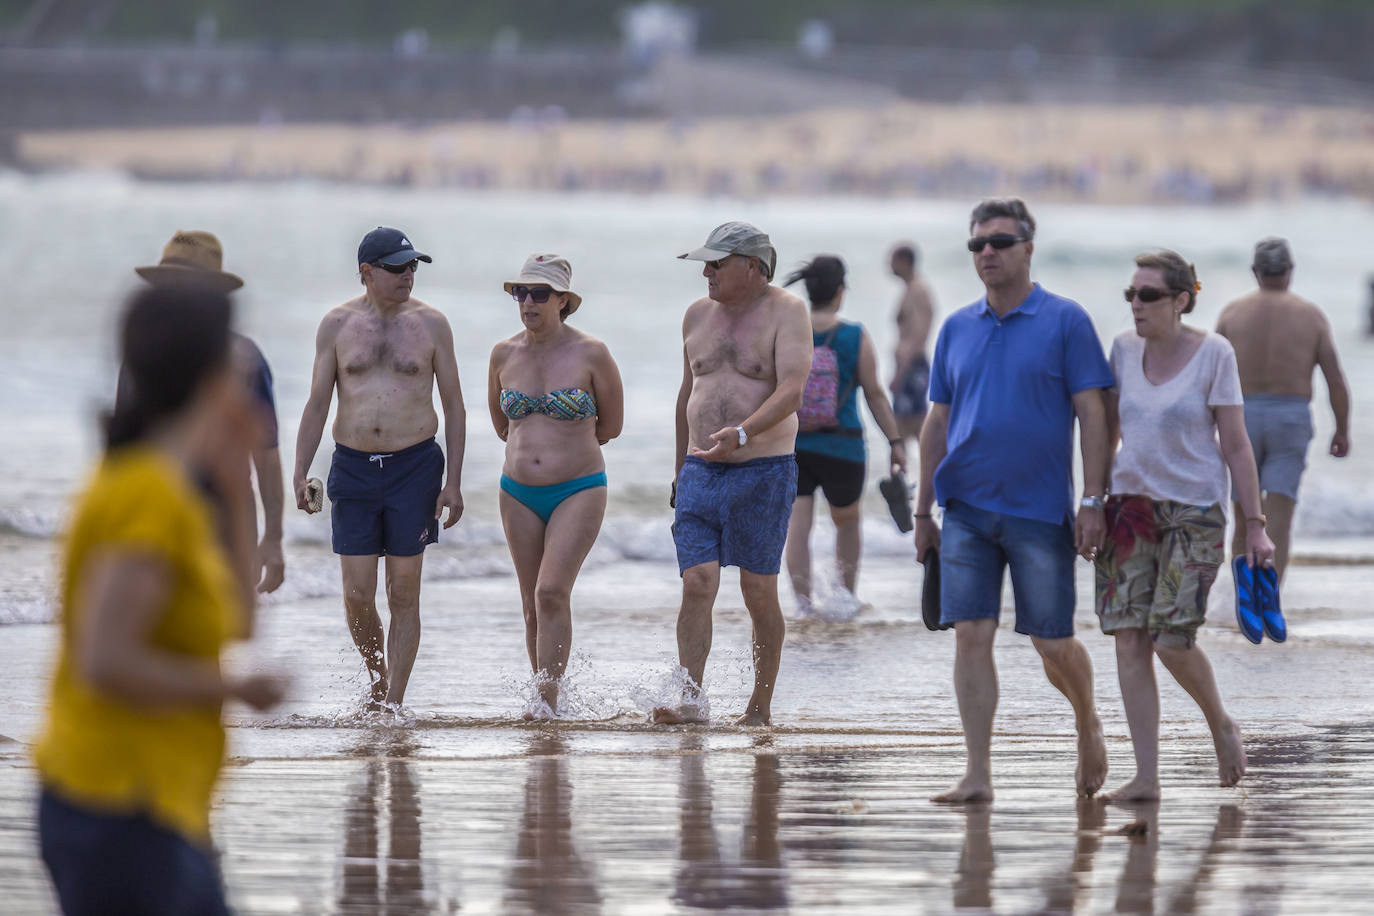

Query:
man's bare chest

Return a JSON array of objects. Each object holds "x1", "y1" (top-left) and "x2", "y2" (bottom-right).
[
  {"x1": 337, "y1": 320, "x2": 432, "y2": 379},
  {"x1": 686, "y1": 326, "x2": 775, "y2": 381}
]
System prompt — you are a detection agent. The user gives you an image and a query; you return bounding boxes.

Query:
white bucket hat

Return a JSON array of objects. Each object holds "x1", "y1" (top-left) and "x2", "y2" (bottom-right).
[{"x1": 502, "y1": 253, "x2": 582, "y2": 316}]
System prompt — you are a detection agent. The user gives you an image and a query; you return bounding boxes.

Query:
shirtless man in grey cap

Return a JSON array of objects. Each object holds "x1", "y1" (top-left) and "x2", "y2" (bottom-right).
[
  {"x1": 1217, "y1": 237, "x2": 1351, "y2": 581},
  {"x1": 654, "y1": 220, "x2": 813, "y2": 726}
]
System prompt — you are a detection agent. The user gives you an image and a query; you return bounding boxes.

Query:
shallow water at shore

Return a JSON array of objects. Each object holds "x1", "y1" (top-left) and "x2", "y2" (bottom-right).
[
  {"x1": 5, "y1": 722, "x2": 1374, "y2": 914},
  {"x1": 4, "y1": 557, "x2": 1374, "y2": 912}
]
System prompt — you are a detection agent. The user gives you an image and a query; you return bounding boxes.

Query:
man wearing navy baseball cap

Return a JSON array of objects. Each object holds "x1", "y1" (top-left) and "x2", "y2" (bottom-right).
[
  {"x1": 294, "y1": 227, "x2": 465, "y2": 708},
  {"x1": 356, "y1": 226, "x2": 433, "y2": 269}
]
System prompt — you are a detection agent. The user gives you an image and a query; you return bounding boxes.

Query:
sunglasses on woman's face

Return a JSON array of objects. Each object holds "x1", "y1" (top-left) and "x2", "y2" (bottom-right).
[
  {"x1": 966, "y1": 234, "x2": 1027, "y2": 253},
  {"x1": 1123, "y1": 286, "x2": 1176, "y2": 303},
  {"x1": 375, "y1": 260, "x2": 419, "y2": 274},
  {"x1": 511, "y1": 286, "x2": 556, "y2": 304}
]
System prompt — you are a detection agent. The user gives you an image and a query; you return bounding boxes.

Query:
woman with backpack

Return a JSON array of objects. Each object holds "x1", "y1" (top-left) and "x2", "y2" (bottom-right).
[{"x1": 783, "y1": 255, "x2": 908, "y2": 616}]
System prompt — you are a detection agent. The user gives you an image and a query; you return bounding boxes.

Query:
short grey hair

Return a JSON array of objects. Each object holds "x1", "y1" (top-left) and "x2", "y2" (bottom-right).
[{"x1": 969, "y1": 198, "x2": 1036, "y2": 240}]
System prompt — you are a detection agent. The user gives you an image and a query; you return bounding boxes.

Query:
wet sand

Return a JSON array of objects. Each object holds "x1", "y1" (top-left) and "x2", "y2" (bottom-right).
[
  {"x1": 3, "y1": 558, "x2": 1374, "y2": 913},
  {"x1": 4, "y1": 725, "x2": 1374, "y2": 914}
]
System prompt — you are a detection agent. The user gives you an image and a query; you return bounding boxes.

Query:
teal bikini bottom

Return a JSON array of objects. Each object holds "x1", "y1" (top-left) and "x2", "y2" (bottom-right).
[{"x1": 500, "y1": 471, "x2": 607, "y2": 524}]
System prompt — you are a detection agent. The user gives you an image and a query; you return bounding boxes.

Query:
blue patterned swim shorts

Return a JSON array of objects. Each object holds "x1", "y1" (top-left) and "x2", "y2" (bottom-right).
[{"x1": 672, "y1": 455, "x2": 798, "y2": 575}]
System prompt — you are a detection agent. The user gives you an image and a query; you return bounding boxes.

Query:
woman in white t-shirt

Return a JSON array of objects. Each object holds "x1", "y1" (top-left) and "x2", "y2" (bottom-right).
[{"x1": 1093, "y1": 250, "x2": 1275, "y2": 802}]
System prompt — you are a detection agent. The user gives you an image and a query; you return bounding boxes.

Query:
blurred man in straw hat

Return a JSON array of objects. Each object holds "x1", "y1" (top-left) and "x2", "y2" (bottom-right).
[
  {"x1": 124, "y1": 229, "x2": 287, "y2": 594},
  {"x1": 653, "y1": 220, "x2": 813, "y2": 727},
  {"x1": 294, "y1": 227, "x2": 466, "y2": 708}
]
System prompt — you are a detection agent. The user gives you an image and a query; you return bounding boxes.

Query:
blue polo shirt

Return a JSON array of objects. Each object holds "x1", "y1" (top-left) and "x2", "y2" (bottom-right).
[{"x1": 929, "y1": 283, "x2": 1111, "y2": 525}]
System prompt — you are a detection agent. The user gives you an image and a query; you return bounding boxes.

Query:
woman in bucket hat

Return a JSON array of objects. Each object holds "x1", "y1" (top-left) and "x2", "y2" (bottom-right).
[{"x1": 488, "y1": 254, "x2": 624, "y2": 718}]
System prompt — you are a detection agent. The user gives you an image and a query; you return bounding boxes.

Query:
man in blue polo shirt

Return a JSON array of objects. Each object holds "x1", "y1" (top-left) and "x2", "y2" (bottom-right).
[{"x1": 914, "y1": 198, "x2": 1113, "y2": 803}]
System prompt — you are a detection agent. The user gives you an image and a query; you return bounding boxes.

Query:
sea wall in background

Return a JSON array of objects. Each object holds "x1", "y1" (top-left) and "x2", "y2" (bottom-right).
[{"x1": 2, "y1": 27, "x2": 1373, "y2": 138}]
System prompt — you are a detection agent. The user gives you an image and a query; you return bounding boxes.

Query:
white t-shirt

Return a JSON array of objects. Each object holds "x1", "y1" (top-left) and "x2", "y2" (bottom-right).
[{"x1": 1109, "y1": 330, "x2": 1243, "y2": 506}]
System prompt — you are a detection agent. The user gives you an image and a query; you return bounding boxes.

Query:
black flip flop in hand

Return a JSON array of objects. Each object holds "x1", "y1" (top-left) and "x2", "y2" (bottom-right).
[
  {"x1": 921, "y1": 547, "x2": 950, "y2": 631},
  {"x1": 879, "y1": 472, "x2": 914, "y2": 533}
]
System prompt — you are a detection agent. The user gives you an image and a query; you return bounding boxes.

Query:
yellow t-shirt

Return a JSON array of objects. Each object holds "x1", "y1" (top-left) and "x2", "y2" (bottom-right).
[{"x1": 34, "y1": 446, "x2": 241, "y2": 844}]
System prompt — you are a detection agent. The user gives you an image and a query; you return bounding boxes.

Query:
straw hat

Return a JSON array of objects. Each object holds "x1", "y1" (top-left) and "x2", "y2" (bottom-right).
[
  {"x1": 135, "y1": 230, "x2": 244, "y2": 292},
  {"x1": 502, "y1": 254, "x2": 582, "y2": 316}
]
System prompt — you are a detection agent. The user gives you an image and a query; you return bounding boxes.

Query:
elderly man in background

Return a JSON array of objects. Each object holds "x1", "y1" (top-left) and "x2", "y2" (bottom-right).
[{"x1": 1216, "y1": 237, "x2": 1351, "y2": 582}]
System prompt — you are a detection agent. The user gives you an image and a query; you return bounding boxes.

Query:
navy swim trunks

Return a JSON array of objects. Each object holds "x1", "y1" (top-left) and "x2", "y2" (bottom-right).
[
  {"x1": 327, "y1": 437, "x2": 444, "y2": 557},
  {"x1": 672, "y1": 454, "x2": 798, "y2": 575},
  {"x1": 892, "y1": 355, "x2": 930, "y2": 419}
]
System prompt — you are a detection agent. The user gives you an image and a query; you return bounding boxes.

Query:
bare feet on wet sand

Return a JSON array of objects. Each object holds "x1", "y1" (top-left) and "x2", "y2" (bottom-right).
[
  {"x1": 1076, "y1": 717, "x2": 1109, "y2": 797},
  {"x1": 522, "y1": 699, "x2": 557, "y2": 722},
  {"x1": 652, "y1": 704, "x2": 708, "y2": 725},
  {"x1": 1215, "y1": 718, "x2": 1247, "y2": 787},
  {"x1": 931, "y1": 776, "x2": 995, "y2": 804},
  {"x1": 734, "y1": 710, "x2": 771, "y2": 727},
  {"x1": 365, "y1": 674, "x2": 389, "y2": 709},
  {"x1": 1103, "y1": 775, "x2": 1161, "y2": 803}
]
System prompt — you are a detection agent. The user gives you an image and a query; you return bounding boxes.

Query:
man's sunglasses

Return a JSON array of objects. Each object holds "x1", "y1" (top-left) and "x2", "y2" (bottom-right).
[
  {"x1": 1123, "y1": 286, "x2": 1177, "y2": 303},
  {"x1": 704, "y1": 256, "x2": 738, "y2": 270},
  {"x1": 375, "y1": 260, "x2": 419, "y2": 274},
  {"x1": 511, "y1": 286, "x2": 557, "y2": 304},
  {"x1": 966, "y1": 234, "x2": 1028, "y2": 253}
]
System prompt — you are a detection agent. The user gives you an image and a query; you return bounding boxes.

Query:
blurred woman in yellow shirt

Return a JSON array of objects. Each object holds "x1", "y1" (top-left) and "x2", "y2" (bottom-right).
[{"x1": 35, "y1": 284, "x2": 286, "y2": 915}]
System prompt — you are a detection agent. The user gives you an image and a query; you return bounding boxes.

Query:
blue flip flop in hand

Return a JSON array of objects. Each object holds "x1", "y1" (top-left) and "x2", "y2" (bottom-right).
[
  {"x1": 1255, "y1": 560, "x2": 1286, "y2": 643},
  {"x1": 1232, "y1": 556, "x2": 1264, "y2": 644}
]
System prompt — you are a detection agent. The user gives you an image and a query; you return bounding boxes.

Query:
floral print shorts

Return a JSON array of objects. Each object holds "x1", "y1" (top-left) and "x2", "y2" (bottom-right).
[{"x1": 1093, "y1": 495, "x2": 1226, "y2": 649}]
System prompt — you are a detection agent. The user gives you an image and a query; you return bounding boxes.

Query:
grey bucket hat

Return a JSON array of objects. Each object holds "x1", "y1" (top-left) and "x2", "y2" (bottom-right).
[{"x1": 679, "y1": 220, "x2": 777, "y2": 279}]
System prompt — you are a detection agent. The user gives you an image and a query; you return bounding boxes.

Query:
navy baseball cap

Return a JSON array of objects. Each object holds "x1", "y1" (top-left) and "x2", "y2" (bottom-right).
[{"x1": 357, "y1": 227, "x2": 433, "y2": 267}]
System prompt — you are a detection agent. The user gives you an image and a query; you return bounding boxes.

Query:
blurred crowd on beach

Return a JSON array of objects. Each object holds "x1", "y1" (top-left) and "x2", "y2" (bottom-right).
[{"x1": 19, "y1": 102, "x2": 1374, "y2": 206}]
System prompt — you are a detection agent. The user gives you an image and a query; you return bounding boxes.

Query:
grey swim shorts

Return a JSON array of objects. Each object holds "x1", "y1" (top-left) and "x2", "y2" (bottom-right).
[{"x1": 1240, "y1": 394, "x2": 1313, "y2": 502}]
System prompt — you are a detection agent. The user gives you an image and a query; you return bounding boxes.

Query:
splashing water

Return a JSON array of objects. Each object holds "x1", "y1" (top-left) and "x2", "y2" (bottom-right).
[{"x1": 793, "y1": 563, "x2": 869, "y2": 623}]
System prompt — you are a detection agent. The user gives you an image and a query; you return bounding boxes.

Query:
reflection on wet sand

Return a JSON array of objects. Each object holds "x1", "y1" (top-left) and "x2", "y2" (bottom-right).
[
  {"x1": 1037, "y1": 798, "x2": 1106, "y2": 913},
  {"x1": 951, "y1": 796, "x2": 1251, "y2": 913},
  {"x1": 674, "y1": 738, "x2": 788, "y2": 910},
  {"x1": 953, "y1": 803, "x2": 994, "y2": 910},
  {"x1": 337, "y1": 733, "x2": 425, "y2": 915},
  {"x1": 9, "y1": 728, "x2": 1373, "y2": 911},
  {"x1": 502, "y1": 732, "x2": 603, "y2": 915}
]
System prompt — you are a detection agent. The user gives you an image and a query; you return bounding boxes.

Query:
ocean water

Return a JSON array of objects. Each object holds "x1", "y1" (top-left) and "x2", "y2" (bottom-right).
[
  {"x1": 2, "y1": 173, "x2": 1371, "y2": 622},
  {"x1": 2, "y1": 174, "x2": 1374, "y2": 913}
]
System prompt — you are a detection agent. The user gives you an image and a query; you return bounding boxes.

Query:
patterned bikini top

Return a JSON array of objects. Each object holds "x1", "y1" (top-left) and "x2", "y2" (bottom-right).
[{"x1": 500, "y1": 387, "x2": 598, "y2": 421}]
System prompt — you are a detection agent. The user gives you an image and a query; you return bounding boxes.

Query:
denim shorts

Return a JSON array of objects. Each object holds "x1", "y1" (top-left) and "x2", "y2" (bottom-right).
[
  {"x1": 939, "y1": 499, "x2": 1077, "y2": 638},
  {"x1": 39, "y1": 789, "x2": 230, "y2": 916},
  {"x1": 328, "y1": 437, "x2": 444, "y2": 557},
  {"x1": 673, "y1": 455, "x2": 797, "y2": 575}
]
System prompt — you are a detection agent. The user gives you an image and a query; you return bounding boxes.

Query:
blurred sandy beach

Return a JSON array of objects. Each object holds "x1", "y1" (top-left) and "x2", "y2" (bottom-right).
[{"x1": 17, "y1": 101, "x2": 1374, "y2": 204}]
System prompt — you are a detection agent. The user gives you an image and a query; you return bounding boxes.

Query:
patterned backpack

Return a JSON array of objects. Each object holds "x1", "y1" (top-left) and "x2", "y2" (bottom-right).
[{"x1": 797, "y1": 324, "x2": 854, "y2": 433}]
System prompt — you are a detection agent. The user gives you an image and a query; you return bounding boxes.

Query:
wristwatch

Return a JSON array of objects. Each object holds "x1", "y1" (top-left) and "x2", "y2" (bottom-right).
[
  {"x1": 737, "y1": 426, "x2": 748, "y2": 447},
  {"x1": 1080, "y1": 494, "x2": 1106, "y2": 511}
]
